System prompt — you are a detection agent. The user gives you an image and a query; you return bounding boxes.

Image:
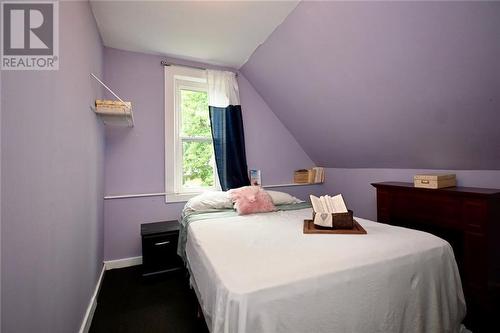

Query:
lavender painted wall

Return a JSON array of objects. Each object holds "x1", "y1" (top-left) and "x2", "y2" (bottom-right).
[
  {"x1": 103, "y1": 47, "x2": 321, "y2": 260},
  {"x1": 0, "y1": 58, "x2": 2, "y2": 331},
  {"x1": 0, "y1": 44, "x2": 3, "y2": 331},
  {"x1": 324, "y1": 168, "x2": 500, "y2": 221},
  {"x1": 241, "y1": 1, "x2": 500, "y2": 169},
  {"x1": 1, "y1": 2, "x2": 104, "y2": 332}
]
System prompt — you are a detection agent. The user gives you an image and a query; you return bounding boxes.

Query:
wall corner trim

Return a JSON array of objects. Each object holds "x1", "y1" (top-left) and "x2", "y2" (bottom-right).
[
  {"x1": 78, "y1": 265, "x2": 106, "y2": 333},
  {"x1": 104, "y1": 256, "x2": 143, "y2": 270}
]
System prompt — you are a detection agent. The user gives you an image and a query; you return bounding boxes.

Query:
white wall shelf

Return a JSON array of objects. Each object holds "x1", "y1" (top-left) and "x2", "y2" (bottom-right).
[
  {"x1": 91, "y1": 73, "x2": 134, "y2": 127},
  {"x1": 263, "y1": 182, "x2": 324, "y2": 188},
  {"x1": 103, "y1": 182, "x2": 324, "y2": 200}
]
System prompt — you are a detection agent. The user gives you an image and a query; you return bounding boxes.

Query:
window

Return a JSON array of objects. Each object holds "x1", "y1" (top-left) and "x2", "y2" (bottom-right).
[
  {"x1": 177, "y1": 87, "x2": 216, "y2": 190},
  {"x1": 165, "y1": 66, "x2": 218, "y2": 202}
]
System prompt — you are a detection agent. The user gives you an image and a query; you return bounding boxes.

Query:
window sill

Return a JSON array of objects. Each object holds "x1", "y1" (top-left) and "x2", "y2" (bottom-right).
[{"x1": 165, "y1": 191, "x2": 201, "y2": 203}]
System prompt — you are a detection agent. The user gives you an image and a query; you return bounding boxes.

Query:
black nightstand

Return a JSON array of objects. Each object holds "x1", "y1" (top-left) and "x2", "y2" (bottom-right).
[{"x1": 141, "y1": 220, "x2": 183, "y2": 276}]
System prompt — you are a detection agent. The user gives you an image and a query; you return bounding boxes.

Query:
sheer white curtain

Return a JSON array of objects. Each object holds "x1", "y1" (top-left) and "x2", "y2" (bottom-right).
[{"x1": 207, "y1": 70, "x2": 240, "y2": 108}]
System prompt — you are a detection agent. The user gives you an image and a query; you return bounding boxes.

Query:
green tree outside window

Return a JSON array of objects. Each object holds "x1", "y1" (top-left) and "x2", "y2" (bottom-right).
[{"x1": 180, "y1": 89, "x2": 215, "y2": 188}]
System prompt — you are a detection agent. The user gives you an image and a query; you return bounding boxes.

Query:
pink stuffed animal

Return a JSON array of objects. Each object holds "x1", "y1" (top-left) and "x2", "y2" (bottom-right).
[{"x1": 229, "y1": 186, "x2": 276, "y2": 215}]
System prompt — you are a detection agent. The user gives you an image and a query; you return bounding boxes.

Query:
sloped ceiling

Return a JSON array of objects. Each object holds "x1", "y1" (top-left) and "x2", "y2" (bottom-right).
[
  {"x1": 90, "y1": 0, "x2": 298, "y2": 68},
  {"x1": 241, "y1": 1, "x2": 500, "y2": 169}
]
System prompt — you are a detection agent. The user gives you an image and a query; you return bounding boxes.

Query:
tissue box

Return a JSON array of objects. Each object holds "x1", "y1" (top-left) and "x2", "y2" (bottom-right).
[
  {"x1": 414, "y1": 173, "x2": 456, "y2": 189},
  {"x1": 313, "y1": 210, "x2": 354, "y2": 229}
]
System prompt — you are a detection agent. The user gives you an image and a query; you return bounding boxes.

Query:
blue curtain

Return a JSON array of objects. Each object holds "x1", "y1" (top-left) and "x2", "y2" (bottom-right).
[{"x1": 209, "y1": 105, "x2": 250, "y2": 191}]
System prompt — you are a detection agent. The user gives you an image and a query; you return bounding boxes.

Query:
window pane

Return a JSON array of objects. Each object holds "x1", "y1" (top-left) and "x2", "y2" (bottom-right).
[
  {"x1": 181, "y1": 89, "x2": 211, "y2": 137},
  {"x1": 182, "y1": 140, "x2": 215, "y2": 188}
]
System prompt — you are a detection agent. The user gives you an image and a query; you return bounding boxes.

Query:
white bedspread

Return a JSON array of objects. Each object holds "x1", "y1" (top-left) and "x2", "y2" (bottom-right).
[{"x1": 185, "y1": 208, "x2": 466, "y2": 333}]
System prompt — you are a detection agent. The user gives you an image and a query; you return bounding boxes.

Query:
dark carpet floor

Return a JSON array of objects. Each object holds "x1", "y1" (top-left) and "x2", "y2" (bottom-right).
[{"x1": 89, "y1": 266, "x2": 209, "y2": 333}]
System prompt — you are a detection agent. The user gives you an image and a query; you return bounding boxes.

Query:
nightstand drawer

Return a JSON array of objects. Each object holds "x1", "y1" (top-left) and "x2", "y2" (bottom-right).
[{"x1": 142, "y1": 232, "x2": 182, "y2": 276}]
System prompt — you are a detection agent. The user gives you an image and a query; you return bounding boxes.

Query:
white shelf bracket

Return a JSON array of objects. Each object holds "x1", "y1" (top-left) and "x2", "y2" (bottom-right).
[{"x1": 90, "y1": 73, "x2": 126, "y2": 103}]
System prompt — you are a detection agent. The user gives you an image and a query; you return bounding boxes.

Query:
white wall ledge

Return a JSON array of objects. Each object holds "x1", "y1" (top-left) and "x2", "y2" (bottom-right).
[{"x1": 103, "y1": 182, "x2": 324, "y2": 200}]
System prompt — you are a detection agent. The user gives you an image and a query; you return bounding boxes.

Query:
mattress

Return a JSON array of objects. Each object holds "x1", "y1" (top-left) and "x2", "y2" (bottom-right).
[{"x1": 185, "y1": 207, "x2": 466, "y2": 333}]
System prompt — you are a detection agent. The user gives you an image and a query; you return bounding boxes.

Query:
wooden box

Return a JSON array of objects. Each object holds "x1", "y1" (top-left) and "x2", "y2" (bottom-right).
[
  {"x1": 313, "y1": 210, "x2": 354, "y2": 229},
  {"x1": 414, "y1": 173, "x2": 456, "y2": 189},
  {"x1": 94, "y1": 99, "x2": 134, "y2": 127},
  {"x1": 294, "y1": 169, "x2": 311, "y2": 183},
  {"x1": 95, "y1": 99, "x2": 132, "y2": 115}
]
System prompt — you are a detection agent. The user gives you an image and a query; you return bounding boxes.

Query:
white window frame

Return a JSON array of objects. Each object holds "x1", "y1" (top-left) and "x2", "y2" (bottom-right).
[{"x1": 165, "y1": 66, "x2": 219, "y2": 202}]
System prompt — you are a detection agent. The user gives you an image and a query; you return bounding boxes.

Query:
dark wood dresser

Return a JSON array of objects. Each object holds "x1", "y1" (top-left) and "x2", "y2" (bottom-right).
[{"x1": 372, "y1": 182, "x2": 500, "y2": 332}]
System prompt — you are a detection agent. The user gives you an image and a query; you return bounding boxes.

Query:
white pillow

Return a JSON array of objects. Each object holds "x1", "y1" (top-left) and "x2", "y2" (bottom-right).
[
  {"x1": 184, "y1": 191, "x2": 233, "y2": 213},
  {"x1": 265, "y1": 190, "x2": 302, "y2": 205}
]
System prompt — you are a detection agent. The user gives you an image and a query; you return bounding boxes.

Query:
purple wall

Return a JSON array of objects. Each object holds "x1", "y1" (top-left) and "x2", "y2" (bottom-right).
[
  {"x1": 103, "y1": 47, "x2": 321, "y2": 260},
  {"x1": 0, "y1": 50, "x2": 2, "y2": 330},
  {"x1": 241, "y1": 1, "x2": 500, "y2": 169},
  {"x1": 1, "y1": 2, "x2": 104, "y2": 332},
  {"x1": 324, "y1": 168, "x2": 500, "y2": 221}
]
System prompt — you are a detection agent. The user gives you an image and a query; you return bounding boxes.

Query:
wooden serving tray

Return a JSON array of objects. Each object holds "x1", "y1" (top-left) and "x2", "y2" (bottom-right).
[{"x1": 303, "y1": 219, "x2": 367, "y2": 234}]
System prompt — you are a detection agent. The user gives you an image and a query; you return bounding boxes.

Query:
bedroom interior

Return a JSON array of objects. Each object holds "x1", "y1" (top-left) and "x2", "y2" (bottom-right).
[{"x1": 1, "y1": 1, "x2": 499, "y2": 333}]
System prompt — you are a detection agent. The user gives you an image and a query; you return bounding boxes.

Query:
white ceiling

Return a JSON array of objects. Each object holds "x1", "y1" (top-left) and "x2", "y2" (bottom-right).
[{"x1": 90, "y1": 0, "x2": 299, "y2": 68}]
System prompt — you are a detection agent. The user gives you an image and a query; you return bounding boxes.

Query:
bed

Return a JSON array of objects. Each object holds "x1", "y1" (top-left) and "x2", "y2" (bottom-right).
[{"x1": 179, "y1": 203, "x2": 466, "y2": 333}]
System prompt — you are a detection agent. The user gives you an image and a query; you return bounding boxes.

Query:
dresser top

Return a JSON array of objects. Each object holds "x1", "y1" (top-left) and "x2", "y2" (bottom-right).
[
  {"x1": 372, "y1": 182, "x2": 500, "y2": 196},
  {"x1": 141, "y1": 220, "x2": 179, "y2": 236}
]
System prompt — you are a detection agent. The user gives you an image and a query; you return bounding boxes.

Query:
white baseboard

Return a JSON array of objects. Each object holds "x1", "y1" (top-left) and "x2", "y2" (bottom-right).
[
  {"x1": 79, "y1": 265, "x2": 105, "y2": 333},
  {"x1": 77, "y1": 257, "x2": 142, "y2": 333},
  {"x1": 104, "y1": 256, "x2": 142, "y2": 270}
]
